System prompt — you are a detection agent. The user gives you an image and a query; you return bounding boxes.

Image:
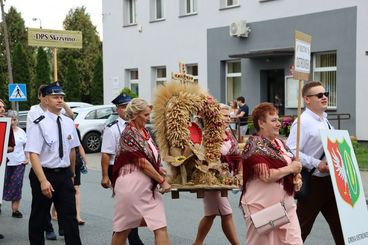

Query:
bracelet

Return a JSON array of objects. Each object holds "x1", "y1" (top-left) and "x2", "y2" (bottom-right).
[{"x1": 159, "y1": 177, "x2": 165, "y2": 185}]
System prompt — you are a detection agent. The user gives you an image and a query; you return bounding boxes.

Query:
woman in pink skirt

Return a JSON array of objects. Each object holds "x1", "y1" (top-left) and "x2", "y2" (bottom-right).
[
  {"x1": 241, "y1": 103, "x2": 303, "y2": 245},
  {"x1": 111, "y1": 98, "x2": 171, "y2": 245},
  {"x1": 193, "y1": 104, "x2": 241, "y2": 245}
]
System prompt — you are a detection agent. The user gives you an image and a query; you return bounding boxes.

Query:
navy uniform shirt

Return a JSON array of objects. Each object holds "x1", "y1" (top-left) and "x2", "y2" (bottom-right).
[
  {"x1": 101, "y1": 117, "x2": 127, "y2": 165},
  {"x1": 25, "y1": 111, "x2": 80, "y2": 168}
]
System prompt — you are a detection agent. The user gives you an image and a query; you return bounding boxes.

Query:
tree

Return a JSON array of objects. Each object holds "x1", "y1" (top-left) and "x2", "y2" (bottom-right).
[
  {"x1": 91, "y1": 55, "x2": 103, "y2": 104},
  {"x1": 12, "y1": 43, "x2": 31, "y2": 109},
  {"x1": 64, "y1": 56, "x2": 80, "y2": 101},
  {"x1": 32, "y1": 47, "x2": 51, "y2": 105},
  {"x1": 120, "y1": 87, "x2": 138, "y2": 99},
  {"x1": 59, "y1": 6, "x2": 102, "y2": 103}
]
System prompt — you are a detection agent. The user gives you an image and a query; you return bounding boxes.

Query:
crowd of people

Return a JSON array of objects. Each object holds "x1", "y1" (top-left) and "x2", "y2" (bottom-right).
[{"x1": 0, "y1": 80, "x2": 343, "y2": 245}]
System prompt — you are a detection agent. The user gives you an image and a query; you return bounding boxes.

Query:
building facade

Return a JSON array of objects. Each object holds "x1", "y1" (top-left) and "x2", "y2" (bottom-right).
[{"x1": 102, "y1": 0, "x2": 368, "y2": 140}]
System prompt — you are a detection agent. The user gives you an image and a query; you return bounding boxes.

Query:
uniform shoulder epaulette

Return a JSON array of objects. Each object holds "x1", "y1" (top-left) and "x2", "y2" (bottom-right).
[
  {"x1": 33, "y1": 115, "x2": 45, "y2": 124},
  {"x1": 107, "y1": 120, "x2": 118, "y2": 127}
]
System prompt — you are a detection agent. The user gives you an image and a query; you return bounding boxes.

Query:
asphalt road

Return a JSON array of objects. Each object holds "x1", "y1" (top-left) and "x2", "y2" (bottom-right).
[{"x1": 0, "y1": 152, "x2": 359, "y2": 244}]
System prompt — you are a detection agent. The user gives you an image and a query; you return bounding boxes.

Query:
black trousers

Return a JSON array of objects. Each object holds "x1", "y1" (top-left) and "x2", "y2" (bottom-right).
[
  {"x1": 29, "y1": 168, "x2": 81, "y2": 245},
  {"x1": 297, "y1": 176, "x2": 344, "y2": 245},
  {"x1": 108, "y1": 165, "x2": 143, "y2": 245}
]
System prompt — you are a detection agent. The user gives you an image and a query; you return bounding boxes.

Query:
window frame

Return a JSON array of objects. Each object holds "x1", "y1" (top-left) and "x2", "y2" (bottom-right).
[
  {"x1": 150, "y1": 0, "x2": 165, "y2": 22},
  {"x1": 179, "y1": 0, "x2": 197, "y2": 17},
  {"x1": 219, "y1": 0, "x2": 240, "y2": 10},
  {"x1": 154, "y1": 66, "x2": 167, "y2": 87},
  {"x1": 225, "y1": 60, "x2": 242, "y2": 102},
  {"x1": 123, "y1": 0, "x2": 137, "y2": 26},
  {"x1": 186, "y1": 63, "x2": 199, "y2": 83},
  {"x1": 128, "y1": 69, "x2": 139, "y2": 96},
  {"x1": 312, "y1": 52, "x2": 337, "y2": 110}
]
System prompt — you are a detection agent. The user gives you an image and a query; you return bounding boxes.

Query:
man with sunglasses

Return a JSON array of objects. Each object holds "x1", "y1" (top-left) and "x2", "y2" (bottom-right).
[{"x1": 287, "y1": 81, "x2": 343, "y2": 244}]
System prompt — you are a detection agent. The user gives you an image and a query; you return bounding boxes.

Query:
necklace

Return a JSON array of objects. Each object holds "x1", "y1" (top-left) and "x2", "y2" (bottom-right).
[{"x1": 130, "y1": 122, "x2": 150, "y2": 141}]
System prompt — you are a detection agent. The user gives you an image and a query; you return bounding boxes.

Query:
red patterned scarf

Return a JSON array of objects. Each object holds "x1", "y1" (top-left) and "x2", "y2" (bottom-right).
[
  {"x1": 241, "y1": 135, "x2": 295, "y2": 195},
  {"x1": 112, "y1": 124, "x2": 161, "y2": 192}
]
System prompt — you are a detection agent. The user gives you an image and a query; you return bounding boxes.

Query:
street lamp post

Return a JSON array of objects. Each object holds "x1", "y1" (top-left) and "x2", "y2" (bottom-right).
[{"x1": 32, "y1": 17, "x2": 42, "y2": 29}]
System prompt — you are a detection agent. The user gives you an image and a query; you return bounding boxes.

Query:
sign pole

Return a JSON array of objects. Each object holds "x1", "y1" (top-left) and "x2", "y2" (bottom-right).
[
  {"x1": 53, "y1": 48, "x2": 58, "y2": 82},
  {"x1": 295, "y1": 79, "x2": 303, "y2": 160}
]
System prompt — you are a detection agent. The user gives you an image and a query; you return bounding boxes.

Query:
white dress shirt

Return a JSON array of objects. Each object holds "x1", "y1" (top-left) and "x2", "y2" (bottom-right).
[
  {"x1": 286, "y1": 108, "x2": 332, "y2": 177},
  {"x1": 25, "y1": 111, "x2": 80, "y2": 168},
  {"x1": 7, "y1": 127, "x2": 27, "y2": 166},
  {"x1": 26, "y1": 104, "x2": 66, "y2": 132},
  {"x1": 101, "y1": 117, "x2": 127, "y2": 165}
]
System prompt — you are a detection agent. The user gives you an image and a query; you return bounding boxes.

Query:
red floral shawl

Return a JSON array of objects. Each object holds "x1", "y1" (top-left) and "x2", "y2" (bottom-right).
[
  {"x1": 220, "y1": 130, "x2": 241, "y2": 174},
  {"x1": 112, "y1": 124, "x2": 161, "y2": 193},
  {"x1": 241, "y1": 135, "x2": 295, "y2": 195}
]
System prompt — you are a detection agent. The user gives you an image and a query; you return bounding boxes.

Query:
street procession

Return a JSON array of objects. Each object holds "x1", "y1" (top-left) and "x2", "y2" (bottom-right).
[{"x1": 1, "y1": 1, "x2": 368, "y2": 245}]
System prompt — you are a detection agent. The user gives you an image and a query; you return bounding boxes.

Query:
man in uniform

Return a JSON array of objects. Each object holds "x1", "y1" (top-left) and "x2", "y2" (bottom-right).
[
  {"x1": 26, "y1": 82, "x2": 82, "y2": 245},
  {"x1": 26, "y1": 84, "x2": 74, "y2": 240},
  {"x1": 100, "y1": 93, "x2": 143, "y2": 245},
  {"x1": 287, "y1": 81, "x2": 343, "y2": 244}
]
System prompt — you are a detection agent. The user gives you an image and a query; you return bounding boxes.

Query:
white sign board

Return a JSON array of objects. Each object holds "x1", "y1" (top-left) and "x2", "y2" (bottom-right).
[
  {"x1": 0, "y1": 117, "x2": 11, "y2": 204},
  {"x1": 293, "y1": 31, "x2": 312, "y2": 81},
  {"x1": 320, "y1": 130, "x2": 368, "y2": 245}
]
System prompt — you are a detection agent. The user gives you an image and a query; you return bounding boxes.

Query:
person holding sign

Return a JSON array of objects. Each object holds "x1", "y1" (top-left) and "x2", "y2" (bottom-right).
[
  {"x1": 241, "y1": 102, "x2": 302, "y2": 245},
  {"x1": 286, "y1": 81, "x2": 344, "y2": 244}
]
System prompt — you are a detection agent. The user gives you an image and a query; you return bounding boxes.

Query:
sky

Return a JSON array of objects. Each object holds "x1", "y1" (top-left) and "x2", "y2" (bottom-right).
[{"x1": 4, "y1": 0, "x2": 102, "y2": 38}]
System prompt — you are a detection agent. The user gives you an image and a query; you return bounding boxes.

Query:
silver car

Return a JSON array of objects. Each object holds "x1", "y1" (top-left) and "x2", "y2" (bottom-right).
[{"x1": 73, "y1": 105, "x2": 116, "y2": 153}]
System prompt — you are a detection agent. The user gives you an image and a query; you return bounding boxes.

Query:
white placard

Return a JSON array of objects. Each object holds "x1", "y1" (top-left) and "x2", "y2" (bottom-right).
[
  {"x1": 294, "y1": 39, "x2": 311, "y2": 74},
  {"x1": 320, "y1": 130, "x2": 368, "y2": 245},
  {"x1": 285, "y1": 76, "x2": 304, "y2": 108}
]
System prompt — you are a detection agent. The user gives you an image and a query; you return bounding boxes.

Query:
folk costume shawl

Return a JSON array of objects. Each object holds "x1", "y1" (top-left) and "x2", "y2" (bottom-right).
[
  {"x1": 112, "y1": 124, "x2": 161, "y2": 193},
  {"x1": 242, "y1": 135, "x2": 295, "y2": 195},
  {"x1": 221, "y1": 130, "x2": 241, "y2": 174}
]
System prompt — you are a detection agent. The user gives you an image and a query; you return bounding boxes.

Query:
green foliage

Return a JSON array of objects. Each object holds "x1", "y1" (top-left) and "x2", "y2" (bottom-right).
[
  {"x1": 64, "y1": 56, "x2": 80, "y2": 101},
  {"x1": 33, "y1": 47, "x2": 51, "y2": 105},
  {"x1": 59, "y1": 6, "x2": 102, "y2": 103},
  {"x1": 121, "y1": 87, "x2": 138, "y2": 99},
  {"x1": 352, "y1": 141, "x2": 368, "y2": 169},
  {"x1": 91, "y1": 55, "x2": 103, "y2": 104},
  {"x1": 12, "y1": 43, "x2": 31, "y2": 109}
]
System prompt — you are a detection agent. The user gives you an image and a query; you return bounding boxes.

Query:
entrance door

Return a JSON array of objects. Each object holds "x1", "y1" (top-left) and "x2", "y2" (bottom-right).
[{"x1": 261, "y1": 69, "x2": 285, "y2": 115}]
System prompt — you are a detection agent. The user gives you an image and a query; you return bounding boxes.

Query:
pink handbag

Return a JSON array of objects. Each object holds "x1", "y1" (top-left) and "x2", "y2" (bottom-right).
[{"x1": 250, "y1": 202, "x2": 290, "y2": 234}]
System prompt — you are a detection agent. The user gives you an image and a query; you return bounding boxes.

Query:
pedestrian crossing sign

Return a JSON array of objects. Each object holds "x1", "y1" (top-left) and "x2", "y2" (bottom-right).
[{"x1": 8, "y1": 83, "x2": 27, "y2": 102}]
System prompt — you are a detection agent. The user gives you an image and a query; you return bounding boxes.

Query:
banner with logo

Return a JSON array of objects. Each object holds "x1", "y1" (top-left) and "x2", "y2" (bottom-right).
[
  {"x1": 28, "y1": 28, "x2": 82, "y2": 49},
  {"x1": 321, "y1": 130, "x2": 368, "y2": 245},
  {"x1": 0, "y1": 117, "x2": 11, "y2": 204}
]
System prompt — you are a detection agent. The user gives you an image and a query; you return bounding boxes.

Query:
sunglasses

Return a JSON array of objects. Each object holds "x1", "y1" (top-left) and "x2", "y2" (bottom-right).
[{"x1": 306, "y1": 91, "x2": 329, "y2": 99}]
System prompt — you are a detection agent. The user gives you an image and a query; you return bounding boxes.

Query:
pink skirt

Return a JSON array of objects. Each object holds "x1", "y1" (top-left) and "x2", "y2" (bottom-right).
[
  {"x1": 203, "y1": 191, "x2": 233, "y2": 216},
  {"x1": 113, "y1": 167, "x2": 167, "y2": 232}
]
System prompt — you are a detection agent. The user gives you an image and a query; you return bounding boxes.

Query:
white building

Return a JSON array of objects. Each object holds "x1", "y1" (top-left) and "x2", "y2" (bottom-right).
[{"x1": 102, "y1": 0, "x2": 368, "y2": 140}]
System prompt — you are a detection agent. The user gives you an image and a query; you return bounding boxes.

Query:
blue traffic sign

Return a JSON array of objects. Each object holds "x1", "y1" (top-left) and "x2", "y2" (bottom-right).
[{"x1": 8, "y1": 83, "x2": 27, "y2": 102}]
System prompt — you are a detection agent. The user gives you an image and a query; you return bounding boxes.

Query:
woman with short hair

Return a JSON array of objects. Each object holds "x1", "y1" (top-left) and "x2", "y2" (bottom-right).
[
  {"x1": 2, "y1": 110, "x2": 28, "y2": 219},
  {"x1": 241, "y1": 102, "x2": 303, "y2": 245}
]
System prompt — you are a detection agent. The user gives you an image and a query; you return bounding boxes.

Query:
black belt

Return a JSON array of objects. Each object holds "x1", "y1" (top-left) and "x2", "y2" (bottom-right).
[{"x1": 43, "y1": 167, "x2": 69, "y2": 173}]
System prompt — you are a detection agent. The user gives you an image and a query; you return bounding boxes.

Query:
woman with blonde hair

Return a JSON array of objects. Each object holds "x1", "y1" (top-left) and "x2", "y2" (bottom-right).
[{"x1": 111, "y1": 98, "x2": 171, "y2": 245}]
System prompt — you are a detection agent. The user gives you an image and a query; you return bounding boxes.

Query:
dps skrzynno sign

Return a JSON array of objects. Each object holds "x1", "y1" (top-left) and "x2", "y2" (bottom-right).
[
  {"x1": 293, "y1": 31, "x2": 312, "y2": 81},
  {"x1": 28, "y1": 28, "x2": 82, "y2": 49}
]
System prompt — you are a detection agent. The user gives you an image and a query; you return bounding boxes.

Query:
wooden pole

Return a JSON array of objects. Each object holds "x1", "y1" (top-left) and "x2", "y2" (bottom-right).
[
  {"x1": 295, "y1": 79, "x2": 303, "y2": 160},
  {"x1": 53, "y1": 47, "x2": 58, "y2": 82}
]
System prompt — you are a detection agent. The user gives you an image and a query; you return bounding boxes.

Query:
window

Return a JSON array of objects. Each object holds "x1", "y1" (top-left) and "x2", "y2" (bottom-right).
[
  {"x1": 154, "y1": 67, "x2": 167, "y2": 86},
  {"x1": 96, "y1": 108, "x2": 114, "y2": 119},
  {"x1": 123, "y1": 0, "x2": 137, "y2": 26},
  {"x1": 220, "y1": 0, "x2": 240, "y2": 9},
  {"x1": 313, "y1": 52, "x2": 337, "y2": 108},
  {"x1": 128, "y1": 69, "x2": 139, "y2": 96},
  {"x1": 179, "y1": 0, "x2": 197, "y2": 16},
  {"x1": 226, "y1": 60, "x2": 242, "y2": 102},
  {"x1": 186, "y1": 64, "x2": 198, "y2": 83},
  {"x1": 150, "y1": 0, "x2": 164, "y2": 21}
]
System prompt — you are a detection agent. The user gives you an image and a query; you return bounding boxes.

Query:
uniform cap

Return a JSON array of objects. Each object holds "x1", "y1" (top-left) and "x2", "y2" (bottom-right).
[
  {"x1": 41, "y1": 82, "x2": 65, "y2": 96},
  {"x1": 111, "y1": 93, "x2": 132, "y2": 106}
]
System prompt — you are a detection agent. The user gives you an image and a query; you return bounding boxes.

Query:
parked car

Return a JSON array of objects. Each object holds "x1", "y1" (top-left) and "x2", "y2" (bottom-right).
[
  {"x1": 103, "y1": 112, "x2": 157, "y2": 144},
  {"x1": 66, "y1": 102, "x2": 93, "y2": 109},
  {"x1": 18, "y1": 111, "x2": 28, "y2": 131},
  {"x1": 73, "y1": 105, "x2": 116, "y2": 153}
]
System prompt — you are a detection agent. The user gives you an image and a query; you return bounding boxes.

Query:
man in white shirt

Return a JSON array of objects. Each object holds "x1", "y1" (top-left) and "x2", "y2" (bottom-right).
[
  {"x1": 26, "y1": 84, "x2": 74, "y2": 241},
  {"x1": 26, "y1": 82, "x2": 81, "y2": 245},
  {"x1": 286, "y1": 81, "x2": 343, "y2": 244}
]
